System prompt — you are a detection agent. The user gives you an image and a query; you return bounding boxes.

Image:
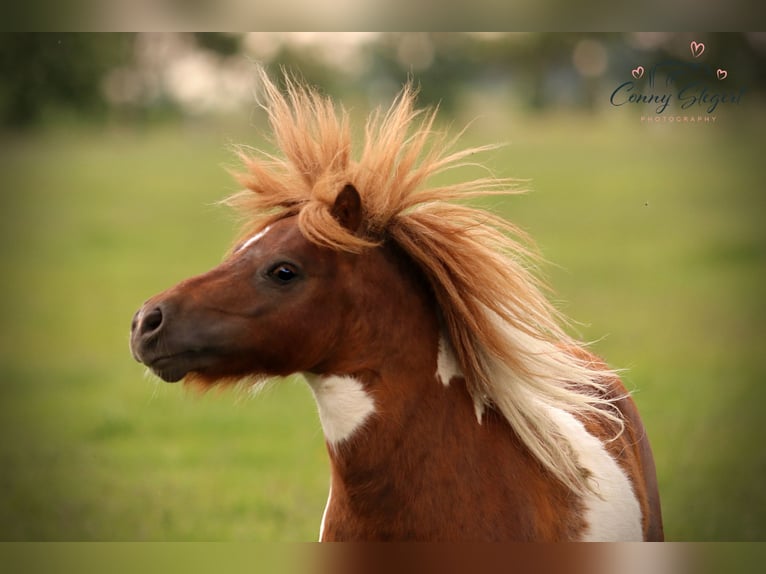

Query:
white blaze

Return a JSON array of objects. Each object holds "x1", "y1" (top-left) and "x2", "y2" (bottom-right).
[{"x1": 236, "y1": 225, "x2": 272, "y2": 253}]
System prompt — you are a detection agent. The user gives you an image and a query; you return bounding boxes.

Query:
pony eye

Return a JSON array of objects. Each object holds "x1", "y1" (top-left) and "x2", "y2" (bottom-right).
[{"x1": 269, "y1": 263, "x2": 299, "y2": 283}]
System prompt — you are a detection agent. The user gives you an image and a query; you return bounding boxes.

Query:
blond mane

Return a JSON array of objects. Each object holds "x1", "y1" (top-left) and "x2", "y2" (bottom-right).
[{"x1": 229, "y1": 71, "x2": 623, "y2": 495}]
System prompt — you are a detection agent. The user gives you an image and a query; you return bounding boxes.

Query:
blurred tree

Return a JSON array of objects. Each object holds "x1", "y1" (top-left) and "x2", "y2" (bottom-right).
[
  {"x1": 193, "y1": 33, "x2": 242, "y2": 57},
  {"x1": 0, "y1": 34, "x2": 135, "y2": 128}
]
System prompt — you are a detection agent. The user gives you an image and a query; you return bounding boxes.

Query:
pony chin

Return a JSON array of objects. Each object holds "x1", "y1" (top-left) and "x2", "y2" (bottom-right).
[{"x1": 182, "y1": 371, "x2": 270, "y2": 393}]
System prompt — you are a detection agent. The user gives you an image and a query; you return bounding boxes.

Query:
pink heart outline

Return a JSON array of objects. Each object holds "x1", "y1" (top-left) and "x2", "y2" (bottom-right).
[
  {"x1": 631, "y1": 66, "x2": 645, "y2": 79},
  {"x1": 716, "y1": 68, "x2": 728, "y2": 80},
  {"x1": 690, "y1": 41, "x2": 705, "y2": 58}
]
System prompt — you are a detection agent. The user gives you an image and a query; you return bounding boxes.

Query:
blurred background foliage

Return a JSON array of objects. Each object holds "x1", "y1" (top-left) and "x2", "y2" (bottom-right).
[
  {"x1": 2, "y1": 32, "x2": 765, "y2": 128},
  {"x1": 1, "y1": 33, "x2": 765, "y2": 542}
]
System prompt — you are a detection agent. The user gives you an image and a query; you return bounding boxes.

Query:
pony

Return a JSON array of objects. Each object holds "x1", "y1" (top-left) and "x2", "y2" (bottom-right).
[{"x1": 130, "y1": 72, "x2": 663, "y2": 541}]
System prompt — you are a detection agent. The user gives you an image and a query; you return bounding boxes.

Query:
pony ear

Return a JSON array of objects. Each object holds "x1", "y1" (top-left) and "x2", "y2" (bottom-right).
[{"x1": 331, "y1": 184, "x2": 363, "y2": 233}]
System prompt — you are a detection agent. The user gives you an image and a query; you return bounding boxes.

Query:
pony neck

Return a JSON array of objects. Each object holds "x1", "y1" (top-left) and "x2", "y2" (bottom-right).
[
  {"x1": 319, "y1": 337, "x2": 479, "y2": 535},
  {"x1": 305, "y1": 241, "x2": 468, "y2": 507},
  {"x1": 304, "y1": 258, "x2": 585, "y2": 541},
  {"x1": 310, "y1": 332, "x2": 576, "y2": 541}
]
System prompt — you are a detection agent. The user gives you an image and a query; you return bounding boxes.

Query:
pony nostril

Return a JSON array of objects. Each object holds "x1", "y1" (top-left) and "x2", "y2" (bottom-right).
[{"x1": 140, "y1": 306, "x2": 164, "y2": 336}]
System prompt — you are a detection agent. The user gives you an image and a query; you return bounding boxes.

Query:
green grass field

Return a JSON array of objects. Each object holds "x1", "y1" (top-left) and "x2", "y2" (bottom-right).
[{"x1": 1, "y1": 105, "x2": 764, "y2": 541}]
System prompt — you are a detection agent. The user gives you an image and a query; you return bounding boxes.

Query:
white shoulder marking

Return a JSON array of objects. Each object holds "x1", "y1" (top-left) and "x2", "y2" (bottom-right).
[
  {"x1": 236, "y1": 225, "x2": 272, "y2": 253},
  {"x1": 319, "y1": 482, "x2": 332, "y2": 542},
  {"x1": 304, "y1": 374, "x2": 376, "y2": 446},
  {"x1": 546, "y1": 406, "x2": 643, "y2": 541}
]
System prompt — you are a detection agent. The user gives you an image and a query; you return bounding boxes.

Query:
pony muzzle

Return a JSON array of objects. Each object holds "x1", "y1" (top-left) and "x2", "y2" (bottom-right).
[{"x1": 130, "y1": 301, "x2": 188, "y2": 382}]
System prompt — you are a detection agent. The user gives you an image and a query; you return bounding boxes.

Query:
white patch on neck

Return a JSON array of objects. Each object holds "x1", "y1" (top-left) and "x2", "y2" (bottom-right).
[
  {"x1": 473, "y1": 398, "x2": 486, "y2": 424},
  {"x1": 545, "y1": 406, "x2": 643, "y2": 541},
  {"x1": 436, "y1": 335, "x2": 462, "y2": 387},
  {"x1": 436, "y1": 335, "x2": 485, "y2": 422},
  {"x1": 304, "y1": 374, "x2": 376, "y2": 446},
  {"x1": 236, "y1": 225, "x2": 272, "y2": 253}
]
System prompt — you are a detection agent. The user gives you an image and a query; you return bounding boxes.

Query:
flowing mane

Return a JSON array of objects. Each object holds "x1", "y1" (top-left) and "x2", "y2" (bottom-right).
[{"x1": 227, "y1": 71, "x2": 623, "y2": 496}]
